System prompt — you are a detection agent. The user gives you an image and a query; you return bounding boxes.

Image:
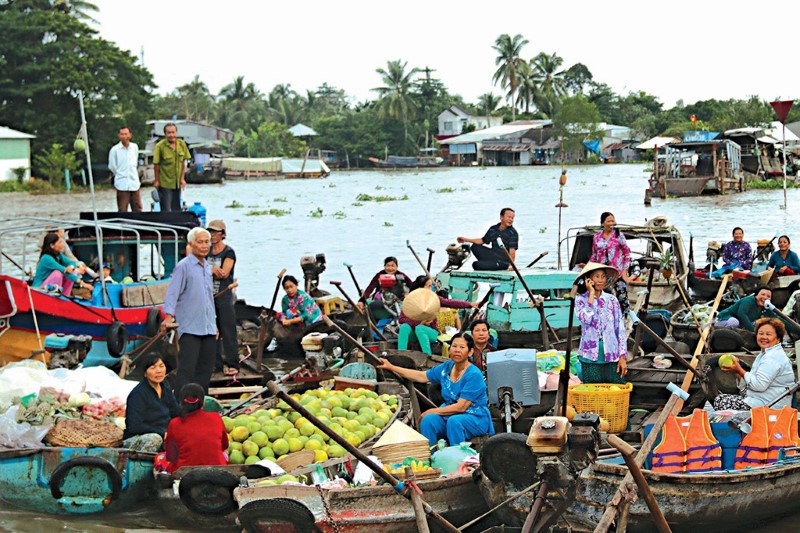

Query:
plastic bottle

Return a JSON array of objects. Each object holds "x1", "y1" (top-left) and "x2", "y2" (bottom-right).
[{"x1": 187, "y1": 201, "x2": 207, "y2": 226}]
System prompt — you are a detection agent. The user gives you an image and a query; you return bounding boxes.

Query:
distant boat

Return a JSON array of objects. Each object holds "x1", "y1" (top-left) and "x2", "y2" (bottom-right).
[
  {"x1": 368, "y1": 155, "x2": 443, "y2": 168},
  {"x1": 649, "y1": 139, "x2": 748, "y2": 198}
]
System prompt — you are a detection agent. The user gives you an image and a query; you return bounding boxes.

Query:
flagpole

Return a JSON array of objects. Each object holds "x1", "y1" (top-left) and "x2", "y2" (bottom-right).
[
  {"x1": 782, "y1": 122, "x2": 788, "y2": 210},
  {"x1": 77, "y1": 90, "x2": 107, "y2": 304}
]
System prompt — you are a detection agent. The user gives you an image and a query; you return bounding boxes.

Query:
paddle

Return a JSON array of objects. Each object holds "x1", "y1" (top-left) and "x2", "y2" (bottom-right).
[
  {"x1": 213, "y1": 279, "x2": 238, "y2": 299},
  {"x1": 407, "y1": 240, "x2": 433, "y2": 278},
  {"x1": 330, "y1": 280, "x2": 387, "y2": 342},
  {"x1": 265, "y1": 380, "x2": 461, "y2": 533},
  {"x1": 426, "y1": 248, "x2": 436, "y2": 274},
  {"x1": 459, "y1": 282, "x2": 500, "y2": 334},
  {"x1": 269, "y1": 268, "x2": 287, "y2": 313},
  {"x1": 321, "y1": 315, "x2": 437, "y2": 410},
  {"x1": 257, "y1": 268, "x2": 286, "y2": 370},
  {"x1": 525, "y1": 250, "x2": 549, "y2": 268},
  {"x1": 556, "y1": 296, "x2": 576, "y2": 418},
  {"x1": 343, "y1": 261, "x2": 363, "y2": 297}
]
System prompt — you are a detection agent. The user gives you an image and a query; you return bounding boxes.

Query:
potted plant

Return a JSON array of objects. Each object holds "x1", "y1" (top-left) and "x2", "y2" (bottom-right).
[{"x1": 660, "y1": 249, "x2": 674, "y2": 279}]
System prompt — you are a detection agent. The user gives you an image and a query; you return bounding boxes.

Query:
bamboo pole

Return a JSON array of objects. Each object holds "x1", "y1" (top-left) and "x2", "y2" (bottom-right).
[{"x1": 405, "y1": 466, "x2": 430, "y2": 533}]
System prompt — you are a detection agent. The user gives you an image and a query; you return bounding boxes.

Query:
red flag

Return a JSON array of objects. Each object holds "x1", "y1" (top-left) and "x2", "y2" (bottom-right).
[{"x1": 770, "y1": 100, "x2": 794, "y2": 124}]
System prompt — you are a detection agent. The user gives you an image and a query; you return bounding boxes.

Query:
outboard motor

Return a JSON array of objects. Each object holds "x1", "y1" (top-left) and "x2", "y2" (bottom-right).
[
  {"x1": 300, "y1": 253, "x2": 327, "y2": 296},
  {"x1": 706, "y1": 241, "x2": 722, "y2": 269},
  {"x1": 300, "y1": 331, "x2": 343, "y2": 373},
  {"x1": 44, "y1": 334, "x2": 92, "y2": 369},
  {"x1": 443, "y1": 243, "x2": 472, "y2": 272},
  {"x1": 755, "y1": 238, "x2": 775, "y2": 264},
  {"x1": 377, "y1": 274, "x2": 406, "y2": 311},
  {"x1": 486, "y1": 349, "x2": 540, "y2": 433}
]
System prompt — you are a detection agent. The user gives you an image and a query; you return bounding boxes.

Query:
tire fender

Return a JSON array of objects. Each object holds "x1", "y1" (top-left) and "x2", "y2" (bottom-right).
[
  {"x1": 479, "y1": 433, "x2": 538, "y2": 489},
  {"x1": 50, "y1": 456, "x2": 122, "y2": 501},
  {"x1": 178, "y1": 467, "x2": 240, "y2": 516},
  {"x1": 106, "y1": 321, "x2": 128, "y2": 358},
  {"x1": 145, "y1": 307, "x2": 162, "y2": 338},
  {"x1": 238, "y1": 498, "x2": 320, "y2": 533}
]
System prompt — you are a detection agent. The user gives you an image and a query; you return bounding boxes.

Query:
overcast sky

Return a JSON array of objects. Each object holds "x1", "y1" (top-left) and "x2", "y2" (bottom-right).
[{"x1": 93, "y1": 0, "x2": 797, "y2": 111}]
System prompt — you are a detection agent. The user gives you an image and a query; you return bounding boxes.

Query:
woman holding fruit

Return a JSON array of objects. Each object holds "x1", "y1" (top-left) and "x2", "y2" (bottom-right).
[
  {"x1": 376, "y1": 333, "x2": 494, "y2": 446},
  {"x1": 712, "y1": 317, "x2": 795, "y2": 410},
  {"x1": 574, "y1": 262, "x2": 628, "y2": 384},
  {"x1": 123, "y1": 352, "x2": 179, "y2": 452}
]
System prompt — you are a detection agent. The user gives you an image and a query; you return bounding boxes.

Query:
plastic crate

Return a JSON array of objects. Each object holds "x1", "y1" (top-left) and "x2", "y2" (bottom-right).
[{"x1": 567, "y1": 383, "x2": 633, "y2": 433}]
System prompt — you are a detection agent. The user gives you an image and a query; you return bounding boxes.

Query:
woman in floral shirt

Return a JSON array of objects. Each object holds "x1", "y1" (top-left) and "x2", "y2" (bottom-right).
[
  {"x1": 722, "y1": 226, "x2": 753, "y2": 270},
  {"x1": 271, "y1": 275, "x2": 323, "y2": 348},
  {"x1": 574, "y1": 262, "x2": 628, "y2": 384},
  {"x1": 589, "y1": 212, "x2": 632, "y2": 314}
]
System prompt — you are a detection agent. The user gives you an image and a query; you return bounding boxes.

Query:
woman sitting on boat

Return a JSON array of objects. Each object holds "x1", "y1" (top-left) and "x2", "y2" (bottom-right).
[
  {"x1": 588, "y1": 212, "x2": 632, "y2": 314},
  {"x1": 164, "y1": 383, "x2": 228, "y2": 472},
  {"x1": 123, "y1": 352, "x2": 179, "y2": 452},
  {"x1": 713, "y1": 317, "x2": 795, "y2": 410},
  {"x1": 468, "y1": 319, "x2": 496, "y2": 373},
  {"x1": 398, "y1": 276, "x2": 476, "y2": 355},
  {"x1": 358, "y1": 256, "x2": 413, "y2": 319},
  {"x1": 33, "y1": 232, "x2": 91, "y2": 294},
  {"x1": 377, "y1": 333, "x2": 494, "y2": 446},
  {"x1": 768, "y1": 235, "x2": 800, "y2": 276},
  {"x1": 574, "y1": 262, "x2": 628, "y2": 384},
  {"x1": 722, "y1": 226, "x2": 753, "y2": 270},
  {"x1": 273, "y1": 275, "x2": 322, "y2": 342}
]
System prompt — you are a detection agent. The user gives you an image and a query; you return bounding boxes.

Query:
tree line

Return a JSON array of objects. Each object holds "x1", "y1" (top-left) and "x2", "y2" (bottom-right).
[{"x1": 1, "y1": 3, "x2": 797, "y2": 184}]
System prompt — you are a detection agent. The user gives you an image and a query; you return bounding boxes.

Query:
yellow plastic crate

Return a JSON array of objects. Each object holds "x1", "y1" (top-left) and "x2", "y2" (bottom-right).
[{"x1": 567, "y1": 383, "x2": 633, "y2": 433}]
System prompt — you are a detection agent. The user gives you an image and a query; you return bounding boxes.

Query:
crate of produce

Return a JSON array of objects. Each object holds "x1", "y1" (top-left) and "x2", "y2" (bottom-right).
[{"x1": 567, "y1": 383, "x2": 633, "y2": 433}]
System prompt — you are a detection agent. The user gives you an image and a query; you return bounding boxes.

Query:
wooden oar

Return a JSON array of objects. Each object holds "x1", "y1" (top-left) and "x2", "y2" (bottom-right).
[
  {"x1": 269, "y1": 268, "x2": 287, "y2": 312},
  {"x1": 343, "y1": 261, "x2": 364, "y2": 297},
  {"x1": 257, "y1": 268, "x2": 286, "y2": 370},
  {"x1": 525, "y1": 250, "x2": 549, "y2": 268},
  {"x1": 214, "y1": 279, "x2": 238, "y2": 299},
  {"x1": 265, "y1": 380, "x2": 461, "y2": 533},
  {"x1": 459, "y1": 283, "x2": 500, "y2": 334},
  {"x1": 671, "y1": 273, "x2": 730, "y2": 415},
  {"x1": 407, "y1": 240, "x2": 433, "y2": 278},
  {"x1": 321, "y1": 315, "x2": 436, "y2": 410},
  {"x1": 330, "y1": 280, "x2": 387, "y2": 341}
]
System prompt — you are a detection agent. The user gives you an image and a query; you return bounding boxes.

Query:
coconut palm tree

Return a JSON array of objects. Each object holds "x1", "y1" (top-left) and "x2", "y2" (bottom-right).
[
  {"x1": 492, "y1": 33, "x2": 529, "y2": 121},
  {"x1": 217, "y1": 76, "x2": 263, "y2": 131},
  {"x1": 174, "y1": 75, "x2": 214, "y2": 122},
  {"x1": 52, "y1": 0, "x2": 99, "y2": 23},
  {"x1": 477, "y1": 92, "x2": 502, "y2": 116},
  {"x1": 530, "y1": 52, "x2": 567, "y2": 118},
  {"x1": 372, "y1": 59, "x2": 420, "y2": 145}
]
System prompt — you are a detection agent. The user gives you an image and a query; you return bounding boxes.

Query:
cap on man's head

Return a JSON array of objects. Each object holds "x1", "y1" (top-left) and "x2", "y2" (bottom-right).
[
  {"x1": 207, "y1": 219, "x2": 226, "y2": 232},
  {"x1": 102, "y1": 262, "x2": 113, "y2": 270}
]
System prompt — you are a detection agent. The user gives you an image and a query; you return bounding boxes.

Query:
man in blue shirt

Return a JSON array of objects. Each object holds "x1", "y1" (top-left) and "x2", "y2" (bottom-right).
[
  {"x1": 457, "y1": 208, "x2": 519, "y2": 270},
  {"x1": 162, "y1": 227, "x2": 217, "y2": 393}
]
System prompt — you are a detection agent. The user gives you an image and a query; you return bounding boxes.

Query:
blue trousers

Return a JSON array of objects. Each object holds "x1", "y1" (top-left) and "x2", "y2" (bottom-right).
[{"x1": 420, "y1": 412, "x2": 488, "y2": 446}]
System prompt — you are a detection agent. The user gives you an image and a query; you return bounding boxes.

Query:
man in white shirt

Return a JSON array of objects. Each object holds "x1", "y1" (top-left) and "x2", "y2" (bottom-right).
[{"x1": 108, "y1": 126, "x2": 142, "y2": 212}]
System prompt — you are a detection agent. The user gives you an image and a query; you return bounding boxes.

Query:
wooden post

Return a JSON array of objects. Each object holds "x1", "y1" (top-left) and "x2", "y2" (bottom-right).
[
  {"x1": 405, "y1": 467, "x2": 430, "y2": 533},
  {"x1": 606, "y1": 435, "x2": 672, "y2": 533},
  {"x1": 671, "y1": 274, "x2": 730, "y2": 414}
]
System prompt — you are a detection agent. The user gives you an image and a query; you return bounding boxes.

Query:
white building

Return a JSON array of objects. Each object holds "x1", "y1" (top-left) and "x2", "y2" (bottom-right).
[
  {"x1": 437, "y1": 105, "x2": 503, "y2": 137},
  {"x1": 0, "y1": 126, "x2": 35, "y2": 181}
]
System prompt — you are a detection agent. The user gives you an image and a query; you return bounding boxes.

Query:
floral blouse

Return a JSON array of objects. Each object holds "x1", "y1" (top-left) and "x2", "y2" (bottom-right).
[
  {"x1": 723, "y1": 240, "x2": 753, "y2": 269},
  {"x1": 589, "y1": 231, "x2": 630, "y2": 277},
  {"x1": 281, "y1": 289, "x2": 322, "y2": 326},
  {"x1": 575, "y1": 291, "x2": 627, "y2": 363}
]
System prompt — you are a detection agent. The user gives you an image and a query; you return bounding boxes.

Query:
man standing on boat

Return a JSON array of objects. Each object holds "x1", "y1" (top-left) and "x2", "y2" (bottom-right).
[
  {"x1": 161, "y1": 227, "x2": 217, "y2": 394},
  {"x1": 457, "y1": 208, "x2": 518, "y2": 271},
  {"x1": 108, "y1": 126, "x2": 142, "y2": 212},
  {"x1": 153, "y1": 123, "x2": 190, "y2": 212}
]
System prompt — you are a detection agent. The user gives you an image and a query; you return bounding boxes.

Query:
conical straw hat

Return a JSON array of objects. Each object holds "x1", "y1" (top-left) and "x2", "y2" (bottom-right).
[
  {"x1": 373, "y1": 420, "x2": 427, "y2": 447},
  {"x1": 570, "y1": 262, "x2": 619, "y2": 297},
  {"x1": 402, "y1": 288, "x2": 441, "y2": 322}
]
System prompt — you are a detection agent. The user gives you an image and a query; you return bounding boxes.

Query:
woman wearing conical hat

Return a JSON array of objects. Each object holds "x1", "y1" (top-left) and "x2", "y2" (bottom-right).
[{"x1": 574, "y1": 262, "x2": 628, "y2": 383}]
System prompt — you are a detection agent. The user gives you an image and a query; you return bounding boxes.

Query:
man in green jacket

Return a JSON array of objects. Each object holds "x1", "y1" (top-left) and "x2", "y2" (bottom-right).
[{"x1": 153, "y1": 123, "x2": 190, "y2": 212}]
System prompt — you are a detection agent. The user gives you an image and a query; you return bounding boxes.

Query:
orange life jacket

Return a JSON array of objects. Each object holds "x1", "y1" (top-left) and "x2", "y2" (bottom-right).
[
  {"x1": 651, "y1": 409, "x2": 722, "y2": 473},
  {"x1": 735, "y1": 406, "x2": 800, "y2": 469}
]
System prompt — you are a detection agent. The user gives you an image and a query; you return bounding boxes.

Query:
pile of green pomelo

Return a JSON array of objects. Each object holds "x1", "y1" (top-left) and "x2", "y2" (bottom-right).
[{"x1": 224, "y1": 387, "x2": 399, "y2": 466}]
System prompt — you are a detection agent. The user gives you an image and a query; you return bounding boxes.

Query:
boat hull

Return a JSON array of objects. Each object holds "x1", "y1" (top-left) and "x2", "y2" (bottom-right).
[
  {"x1": 235, "y1": 472, "x2": 487, "y2": 532},
  {"x1": 0, "y1": 447, "x2": 155, "y2": 515}
]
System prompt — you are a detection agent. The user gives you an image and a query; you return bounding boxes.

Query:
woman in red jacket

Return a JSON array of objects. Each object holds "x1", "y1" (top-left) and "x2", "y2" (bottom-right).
[{"x1": 165, "y1": 383, "x2": 228, "y2": 472}]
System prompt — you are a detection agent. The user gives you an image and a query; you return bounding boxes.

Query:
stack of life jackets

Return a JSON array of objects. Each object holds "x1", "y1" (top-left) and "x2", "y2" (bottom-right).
[
  {"x1": 735, "y1": 406, "x2": 800, "y2": 469},
  {"x1": 651, "y1": 409, "x2": 722, "y2": 473}
]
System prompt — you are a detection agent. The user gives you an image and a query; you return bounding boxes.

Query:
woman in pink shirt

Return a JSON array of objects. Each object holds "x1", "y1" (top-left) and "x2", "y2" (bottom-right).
[{"x1": 589, "y1": 212, "x2": 632, "y2": 314}]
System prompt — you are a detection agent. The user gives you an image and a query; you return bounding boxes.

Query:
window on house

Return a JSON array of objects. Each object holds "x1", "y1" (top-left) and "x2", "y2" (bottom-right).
[{"x1": 444, "y1": 121, "x2": 453, "y2": 132}]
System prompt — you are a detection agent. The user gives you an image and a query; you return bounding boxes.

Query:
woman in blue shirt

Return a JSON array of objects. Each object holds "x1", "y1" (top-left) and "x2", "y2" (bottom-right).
[
  {"x1": 767, "y1": 235, "x2": 800, "y2": 276},
  {"x1": 377, "y1": 333, "x2": 494, "y2": 446}
]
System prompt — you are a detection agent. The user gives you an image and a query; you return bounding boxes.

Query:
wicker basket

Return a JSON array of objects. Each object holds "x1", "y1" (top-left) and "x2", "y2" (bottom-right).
[
  {"x1": 567, "y1": 383, "x2": 633, "y2": 433},
  {"x1": 45, "y1": 418, "x2": 123, "y2": 448}
]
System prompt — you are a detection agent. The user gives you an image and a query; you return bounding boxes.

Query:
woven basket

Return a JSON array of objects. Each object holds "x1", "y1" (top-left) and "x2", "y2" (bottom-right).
[{"x1": 45, "y1": 418, "x2": 123, "y2": 448}]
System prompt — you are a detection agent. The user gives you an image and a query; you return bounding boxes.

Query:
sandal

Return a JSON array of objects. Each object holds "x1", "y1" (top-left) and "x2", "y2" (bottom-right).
[{"x1": 223, "y1": 366, "x2": 239, "y2": 376}]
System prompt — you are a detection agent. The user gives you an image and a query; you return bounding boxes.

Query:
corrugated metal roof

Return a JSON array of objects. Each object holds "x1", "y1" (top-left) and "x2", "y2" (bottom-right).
[
  {"x1": 0, "y1": 126, "x2": 35, "y2": 140},
  {"x1": 635, "y1": 136, "x2": 680, "y2": 150},
  {"x1": 438, "y1": 124, "x2": 547, "y2": 145}
]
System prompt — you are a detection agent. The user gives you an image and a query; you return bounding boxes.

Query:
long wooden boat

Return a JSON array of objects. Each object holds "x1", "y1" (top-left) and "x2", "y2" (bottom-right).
[
  {"x1": 0, "y1": 446, "x2": 155, "y2": 515},
  {"x1": 649, "y1": 139, "x2": 748, "y2": 198}
]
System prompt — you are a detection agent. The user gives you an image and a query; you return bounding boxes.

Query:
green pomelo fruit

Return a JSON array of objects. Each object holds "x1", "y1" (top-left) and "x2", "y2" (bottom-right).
[
  {"x1": 258, "y1": 446, "x2": 275, "y2": 459},
  {"x1": 244, "y1": 455, "x2": 260, "y2": 465},
  {"x1": 231, "y1": 426, "x2": 250, "y2": 442},
  {"x1": 250, "y1": 431, "x2": 269, "y2": 447},
  {"x1": 228, "y1": 450, "x2": 245, "y2": 464},
  {"x1": 242, "y1": 440, "x2": 260, "y2": 457},
  {"x1": 272, "y1": 438, "x2": 290, "y2": 456},
  {"x1": 222, "y1": 416, "x2": 235, "y2": 433}
]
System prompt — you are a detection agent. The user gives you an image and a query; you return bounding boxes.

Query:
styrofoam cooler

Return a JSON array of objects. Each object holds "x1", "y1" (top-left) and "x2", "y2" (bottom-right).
[{"x1": 486, "y1": 348, "x2": 540, "y2": 406}]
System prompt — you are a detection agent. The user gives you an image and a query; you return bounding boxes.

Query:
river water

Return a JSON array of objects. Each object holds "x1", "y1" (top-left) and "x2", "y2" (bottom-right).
[{"x1": 2, "y1": 165, "x2": 799, "y2": 530}]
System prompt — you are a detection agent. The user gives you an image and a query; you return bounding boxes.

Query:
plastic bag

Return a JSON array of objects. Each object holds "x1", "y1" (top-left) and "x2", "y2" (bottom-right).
[{"x1": 0, "y1": 405, "x2": 53, "y2": 449}]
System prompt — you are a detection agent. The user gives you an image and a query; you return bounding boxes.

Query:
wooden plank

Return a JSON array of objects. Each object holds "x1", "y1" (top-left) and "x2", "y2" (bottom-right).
[
  {"x1": 671, "y1": 274, "x2": 730, "y2": 415},
  {"x1": 208, "y1": 385, "x2": 262, "y2": 396}
]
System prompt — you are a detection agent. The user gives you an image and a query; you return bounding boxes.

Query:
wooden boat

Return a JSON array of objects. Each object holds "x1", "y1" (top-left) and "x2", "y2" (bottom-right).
[
  {"x1": 566, "y1": 221, "x2": 689, "y2": 311},
  {"x1": 649, "y1": 139, "x2": 748, "y2": 198},
  {"x1": 234, "y1": 470, "x2": 486, "y2": 532},
  {"x1": 0, "y1": 213, "x2": 195, "y2": 368},
  {"x1": 0, "y1": 447, "x2": 155, "y2": 515}
]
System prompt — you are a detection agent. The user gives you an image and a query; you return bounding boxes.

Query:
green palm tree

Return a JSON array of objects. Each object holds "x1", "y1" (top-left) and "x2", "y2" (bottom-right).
[
  {"x1": 52, "y1": 0, "x2": 99, "y2": 23},
  {"x1": 217, "y1": 76, "x2": 263, "y2": 131},
  {"x1": 530, "y1": 52, "x2": 567, "y2": 118},
  {"x1": 372, "y1": 59, "x2": 420, "y2": 145},
  {"x1": 477, "y1": 92, "x2": 502, "y2": 116},
  {"x1": 492, "y1": 34, "x2": 529, "y2": 121},
  {"x1": 174, "y1": 75, "x2": 214, "y2": 122}
]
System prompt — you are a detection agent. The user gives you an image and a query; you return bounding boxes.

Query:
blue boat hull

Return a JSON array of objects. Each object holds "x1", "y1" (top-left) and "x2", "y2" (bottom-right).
[{"x1": 0, "y1": 447, "x2": 155, "y2": 515}]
